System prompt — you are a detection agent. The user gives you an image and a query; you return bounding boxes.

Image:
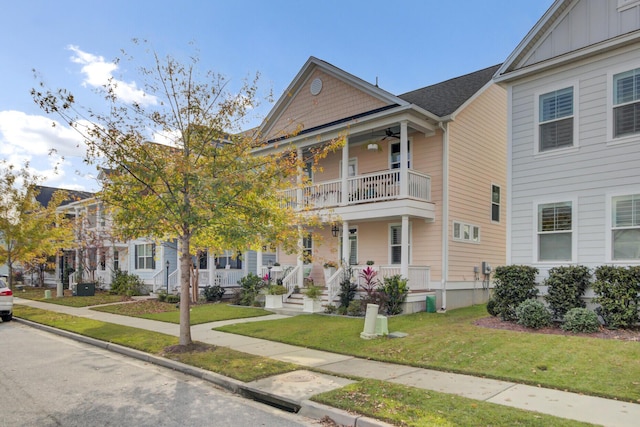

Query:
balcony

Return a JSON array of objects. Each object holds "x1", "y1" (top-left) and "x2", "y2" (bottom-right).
[{"x1": 281, "y1": 169, "x2": 432, "y2": 212}]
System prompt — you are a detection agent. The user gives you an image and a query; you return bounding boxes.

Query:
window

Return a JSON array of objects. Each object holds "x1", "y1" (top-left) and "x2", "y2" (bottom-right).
[
  {"x1": 135, "y1": 243, "x2": 156, "y2": 270},
  {"x1": 198, "y1": 250, "x2": 208, "y2": 270},
  {"x1": 539, "y1": 87, "x2": 574, "y2": 151},
  {"x1": 491, "y1": 185, "x2": 501, "y2": 222},
  {"x1": 87, "y1": 205, "x2": 97, "y2": 228},
  {"x1": 302, "y1": 234, "x2": 313, "y2": 263},
  {"x1": 339, "y1": 158, "x2": 357, "y2": 178},
  {"x1": 612, "y1": 194, "x2": 640, "y2": 260},
  {"x1": 537, "y1": 202, "x2": 572, "y2": 261},
  {"x1": 453, "y1": 221, "x2": 480, "y2": 243},
  {"x1": 339, "y1": 228, "x2": 358, "y2": 265},
  {"x1": 390, "y1": 141, "x2": 411, "y2": 169},
  {"x1": 390, "y1": 224, "x2": 411, "y2": 264},
  {"x1": 113, "y1": 250, "x2": 119, "y2": 271},
  {"x1": 613, "y1": 68, "x2": 640, "y2": 138},
  {"x1": 99, "y1": 249, "x2": 106, "y2": 271}
]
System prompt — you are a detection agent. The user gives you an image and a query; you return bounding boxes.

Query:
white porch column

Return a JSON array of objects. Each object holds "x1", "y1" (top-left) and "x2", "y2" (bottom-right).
[
  {"x1": 341, "y1": 220, "x2": 350, "y2": 265},
  {"x1": 297, "y1": 225, "x2": 304, "y2": 286},
  {"x1": 400, "y1": 121, "x2": 409, "y2": 197},
  {"x1": 340, "y1": 138, "x2": 349, "y2": 206},
  {"x1": 401, "y1": 215, "x2": 409, "y2": 280},
  {"x1": 256, "y1": 248, "x2": 263, "y2": 276}
]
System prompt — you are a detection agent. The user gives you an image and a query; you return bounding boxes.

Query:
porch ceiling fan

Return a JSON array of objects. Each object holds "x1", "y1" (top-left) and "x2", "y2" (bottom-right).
[{"x1": 377, "y1": 128, "x2": 400, "y2": 141}]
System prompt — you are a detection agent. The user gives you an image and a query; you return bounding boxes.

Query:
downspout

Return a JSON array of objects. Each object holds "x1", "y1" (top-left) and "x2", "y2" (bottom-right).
[{"x1": 439, "y1": 121, "x2": 449, "y2": 311}]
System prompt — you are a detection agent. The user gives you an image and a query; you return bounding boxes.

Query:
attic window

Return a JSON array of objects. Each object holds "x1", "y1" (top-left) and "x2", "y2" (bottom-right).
[
  {"x1": 310, "y1": 78, "x2": 322, "y2": 95},
  {"x1": 618, "y1": 0, "x2": 640, "y2": 11}
]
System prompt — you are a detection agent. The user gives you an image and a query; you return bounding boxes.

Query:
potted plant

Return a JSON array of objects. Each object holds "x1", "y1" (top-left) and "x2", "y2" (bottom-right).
[
  {"x1": 303, "y1": 284, "x2": 323, "y2": 312},
  {"x1": 264, "y1": 284, "x2": 287, "y2": 309},
  {"x1": 323, "y1": 261, "x2": 338, "y2": 283}
]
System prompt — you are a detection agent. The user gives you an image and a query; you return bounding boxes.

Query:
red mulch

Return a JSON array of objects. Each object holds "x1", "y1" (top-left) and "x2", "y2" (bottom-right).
[{"x1": 475, "y1": 316, "x2": 640, "y2": 341}]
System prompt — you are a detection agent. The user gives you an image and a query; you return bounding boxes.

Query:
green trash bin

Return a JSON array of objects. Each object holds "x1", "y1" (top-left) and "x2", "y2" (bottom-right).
[{"x1": 426, "y1": 295, "x2": 436, "y2": 313}]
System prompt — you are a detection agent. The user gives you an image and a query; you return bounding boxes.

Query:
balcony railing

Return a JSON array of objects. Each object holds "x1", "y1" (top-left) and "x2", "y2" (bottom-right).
[{"x1": 279, "y1": 169, "x2": 431, "y2": 210}]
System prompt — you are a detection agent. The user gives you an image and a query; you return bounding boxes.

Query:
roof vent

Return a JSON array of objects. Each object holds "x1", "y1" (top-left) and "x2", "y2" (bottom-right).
[{"x1": 310, "y1": 78, "x2": 322, "y2": 96}]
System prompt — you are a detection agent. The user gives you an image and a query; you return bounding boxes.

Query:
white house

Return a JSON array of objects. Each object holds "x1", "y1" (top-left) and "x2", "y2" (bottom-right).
[{"x1": 494, "y1": 0, "x2": 640, "y2": 280}]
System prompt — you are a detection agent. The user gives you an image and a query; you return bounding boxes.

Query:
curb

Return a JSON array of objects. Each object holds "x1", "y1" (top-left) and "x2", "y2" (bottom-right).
[{"x1": 14, "y1": 317, "x2": 392, "y2": 427}]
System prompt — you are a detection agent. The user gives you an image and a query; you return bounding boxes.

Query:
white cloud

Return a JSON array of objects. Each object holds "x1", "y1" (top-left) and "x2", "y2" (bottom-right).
[
  {"x1": 0, "y1": 110, "x2": 98, "y2": 191},
  {"x1": 68, "y1": 45, "x2": 157, "y2": 107}
]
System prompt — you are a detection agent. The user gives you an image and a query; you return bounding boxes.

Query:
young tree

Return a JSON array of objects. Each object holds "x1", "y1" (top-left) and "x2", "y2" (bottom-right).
[
  {"x1": 0, "y1": 162, "x2": 74, "y2": 290},
  {"x1": 33, "y1": 44, "x2": 342, "y2": 346}
]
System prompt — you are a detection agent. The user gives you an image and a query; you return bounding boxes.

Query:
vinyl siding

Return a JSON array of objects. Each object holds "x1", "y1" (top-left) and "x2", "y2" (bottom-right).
[
  {"x1": 510, "y1": 44, "x2": 640, "y2": 273},
  {"x1": 447, "y1": 84, "x2": 507, "y2": 281},
  {"x1": 266, "y1": 69, "x2": 388, "y2": 140}
]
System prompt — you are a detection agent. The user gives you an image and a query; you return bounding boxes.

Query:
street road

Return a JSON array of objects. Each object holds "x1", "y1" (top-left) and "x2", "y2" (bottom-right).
[{"x1": 0, "y1": 321, "x2": 320, "y2": 426}]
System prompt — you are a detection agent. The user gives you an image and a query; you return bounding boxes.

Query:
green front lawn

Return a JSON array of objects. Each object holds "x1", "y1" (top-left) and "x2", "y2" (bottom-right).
[
  {"x1": 13, "y1": 305, "x2": 298, "y2": 381},
  {"x1": 91, "y1": 300, "x2": 271, "y2": 324},
  {"x1": 314, "y1": 379, "x2": 594, "y2": 427},
  {"x1": 215, "y1": 304, "x2": 640, "y2": 402},
  {"x1": 15, "y1": 287, "x2": 126, "y2": 307}
]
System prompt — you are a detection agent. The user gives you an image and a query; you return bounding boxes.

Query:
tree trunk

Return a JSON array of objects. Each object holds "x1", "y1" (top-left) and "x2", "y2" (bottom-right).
[{"x1": 178, "y1": 234, "x2": 192, "y2": 346}]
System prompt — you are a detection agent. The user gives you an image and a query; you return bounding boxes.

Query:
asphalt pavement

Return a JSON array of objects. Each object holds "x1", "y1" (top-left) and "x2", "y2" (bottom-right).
[{"x1": 12, "y1": 297, "x2": 640, "y2": 427}]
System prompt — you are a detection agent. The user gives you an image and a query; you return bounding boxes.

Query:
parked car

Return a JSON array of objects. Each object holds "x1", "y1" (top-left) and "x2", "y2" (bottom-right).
[{"x1": 0, "y1": 278, "x2": 13, "y2": 322}]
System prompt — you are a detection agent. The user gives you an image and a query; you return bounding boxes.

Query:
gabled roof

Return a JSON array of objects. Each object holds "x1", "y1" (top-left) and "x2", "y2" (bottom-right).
[
  {"x1": 398, "y1": 64, "x2": 502, "y2": 117},
  {"x1": 35, "y1": 185, "x2": 94, "y2": 208},
  {"x1": 258, "y1": 56, "x2": 408, "y2": 139}
]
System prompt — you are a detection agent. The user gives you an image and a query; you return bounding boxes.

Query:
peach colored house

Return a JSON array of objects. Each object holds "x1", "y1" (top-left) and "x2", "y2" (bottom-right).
[{"x1": 256, "y1": 57, "x2": 507, "y2": 311}]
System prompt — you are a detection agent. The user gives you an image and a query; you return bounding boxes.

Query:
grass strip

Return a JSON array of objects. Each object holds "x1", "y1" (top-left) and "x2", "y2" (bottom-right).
[
  {"x1": 16, "y1": 287, "x2": 126, "y2": 307},
  {"x1": 13, "y1": 305, "x2": 298, "y2": 382},
  {"x1": 91, "y1": 300, "x2": 271, "y2": 324},
  {"x1": 215, "y1": 305, "x2": 640, "y2": 402},
  {"x1": 314, "y1": 379, "x2": 595, "y2": 427}
]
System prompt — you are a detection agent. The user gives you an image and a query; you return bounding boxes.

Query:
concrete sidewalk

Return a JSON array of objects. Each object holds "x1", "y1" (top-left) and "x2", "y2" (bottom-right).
[{"x1": 13, "y1": 297, "x2": 640, "y2": 427}]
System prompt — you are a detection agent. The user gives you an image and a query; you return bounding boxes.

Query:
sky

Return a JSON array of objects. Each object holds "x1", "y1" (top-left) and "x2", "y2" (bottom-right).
[{"x1": 0, "y1": 0, "x2": 554, "y2": 192}]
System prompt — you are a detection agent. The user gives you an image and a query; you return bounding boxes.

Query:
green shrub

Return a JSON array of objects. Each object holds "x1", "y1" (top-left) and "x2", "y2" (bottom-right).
[
  {"x1": 486, "y1": 298, "x2": 499, "y2": 317},
  {"x1": 109, "y1": 270, "x2": 145, "y2": 296},
  {"x1": 491, "y1": 265, "x2": 539, "y2": 321},
  {"x1": 156, "y1": 290, "x2": 168, "y2": 302},
  {"x1": 234, "y1": 273, "x2": 266, "y2": 306},
  {"x1": 346, "y1": 299, "x2": 364, "y2": 316},
  {"x1": 544, "y1": 265, "x2": 591, "y2": 319},
  {"x1": 166, "y1": 294, "x2": 180, "y2": 304},
  {"x1": 202, "y1": 284, "x2": 226, "y2": 302},
  {"x1": 324, "y1": 304, "x2": 337, "y2": 314},
  {"x1": 378, "y1": 275, "x2": 408, "y2": 315},
  {"x1": 562, "y1": 307, "x2": 600, "y2": 333},
  {"x1": 592, "y1": 265, "x2": 640, "y2": 329},
  {"x1": 515, "y1": 299, "x2": 551, "y2": 329},
  {"x1": 339, "y1": 265, "x2": 357, "y2": 309}
]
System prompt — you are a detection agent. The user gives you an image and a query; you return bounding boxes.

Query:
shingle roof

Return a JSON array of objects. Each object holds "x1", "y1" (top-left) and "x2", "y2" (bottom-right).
[
  {"x1": 398, "y1": 64, "x2": 502, "y2": 117},
  {"x1": 35, "y1": 185, "x2": 94, "y2": 208}
]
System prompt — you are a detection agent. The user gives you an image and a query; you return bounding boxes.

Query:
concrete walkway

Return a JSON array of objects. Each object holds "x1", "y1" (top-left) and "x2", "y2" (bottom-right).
[{"x1": 13, "y1": 297, "x2": 640, "y2": 427}]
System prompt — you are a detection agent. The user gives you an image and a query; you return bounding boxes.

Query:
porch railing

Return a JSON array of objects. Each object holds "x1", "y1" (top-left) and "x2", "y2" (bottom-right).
[
  {"x1": 282, "y1": 265, "x2": 300, "y2": 298},
  {"x1": 351, "y1": 265, "x2": 430, "y2": 291},
  {"x1": 326, "y1": 267, "x2": 344, "y2": 303},
  {"x1": 279, "y1": 169, "x2": 430, "y2": 210}
]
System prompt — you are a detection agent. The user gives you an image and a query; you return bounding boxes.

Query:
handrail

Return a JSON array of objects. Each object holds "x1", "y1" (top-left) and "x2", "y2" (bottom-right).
[
  {"x1": 282, "y1": 265, "x2": 300, "y2": 298},
  {"x1": 326, "y1": 267, "x2": 344, "y2": 303}
]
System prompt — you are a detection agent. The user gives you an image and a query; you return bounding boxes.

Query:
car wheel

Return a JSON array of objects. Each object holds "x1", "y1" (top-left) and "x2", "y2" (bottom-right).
[{"x1": 1, "y1": 314, "x2": 12, "y2": 322}]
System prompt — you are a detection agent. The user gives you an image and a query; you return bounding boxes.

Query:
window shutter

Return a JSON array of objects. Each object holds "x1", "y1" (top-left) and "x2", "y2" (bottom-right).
[{"x1": 151, "y1": 244, "x2": 156, "y2": 270}]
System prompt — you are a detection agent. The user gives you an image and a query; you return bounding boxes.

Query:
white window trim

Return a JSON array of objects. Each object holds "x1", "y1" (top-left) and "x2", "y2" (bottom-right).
[
  {"x1": 452, "y1": 220, "x2": 480, "y2": 244},
  {"x1": 533, "y1": 82, "x2": 579, "y2": 157},
  {"x1": 134, "y1": 242, "x2": 155, "y2": 270},
  {"x1": 605, "y1": 188, "x2": 640, "y2": 263},
  {"x1": 339, "y1": 227, "x2": 359, "y2": 265},
  {"x1": 607, "y1": 62, "x2": 640, "y2": 145},
  {"x1": 491, "y1": 183, "x2": 501, "y2": 223},
  {"x1": 532, "y1": 197, "x2": 577, "y2": 265},
  {"x1": 339, "y1": 157, "x2": 358, "y2": 178},
  {"x1": 388, "y1": 138, "x2": 412, "y2": 169},
  {"x1": 389, "y1": 223, "x2": 412, "y2": 265}
]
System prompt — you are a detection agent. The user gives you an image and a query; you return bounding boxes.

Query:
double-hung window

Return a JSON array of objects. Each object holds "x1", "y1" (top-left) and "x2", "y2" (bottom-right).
[
  {"x1": 302, "y1": 233, "x2": 313, "y2": 264},
  {"x1": 135, "y1": 243, "x2": 156, "y2": 270},
  {"x1": 612, "y1": 194, "x2": 640, "y2": 260},
  {"x1": 613, "y1": 68, "x2": 640, "y2": 138},
  {"x1": 390, "y1": 225, "x2": 410, "y2": 264},
  {"x1": 491, "y1": 185, "x2": 501, "y2": 222},
  {"x1": 539, "y1": 87, "x2": 574, "y2": 151},
  {"x1": 537, "y1": 202, "x2": 572, "y2": 261}
]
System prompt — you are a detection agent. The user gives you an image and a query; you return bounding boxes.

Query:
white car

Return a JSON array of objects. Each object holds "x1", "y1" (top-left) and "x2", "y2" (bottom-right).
[{"x1": 0, "y1": 278, "x2": 13, "y2": 322}]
